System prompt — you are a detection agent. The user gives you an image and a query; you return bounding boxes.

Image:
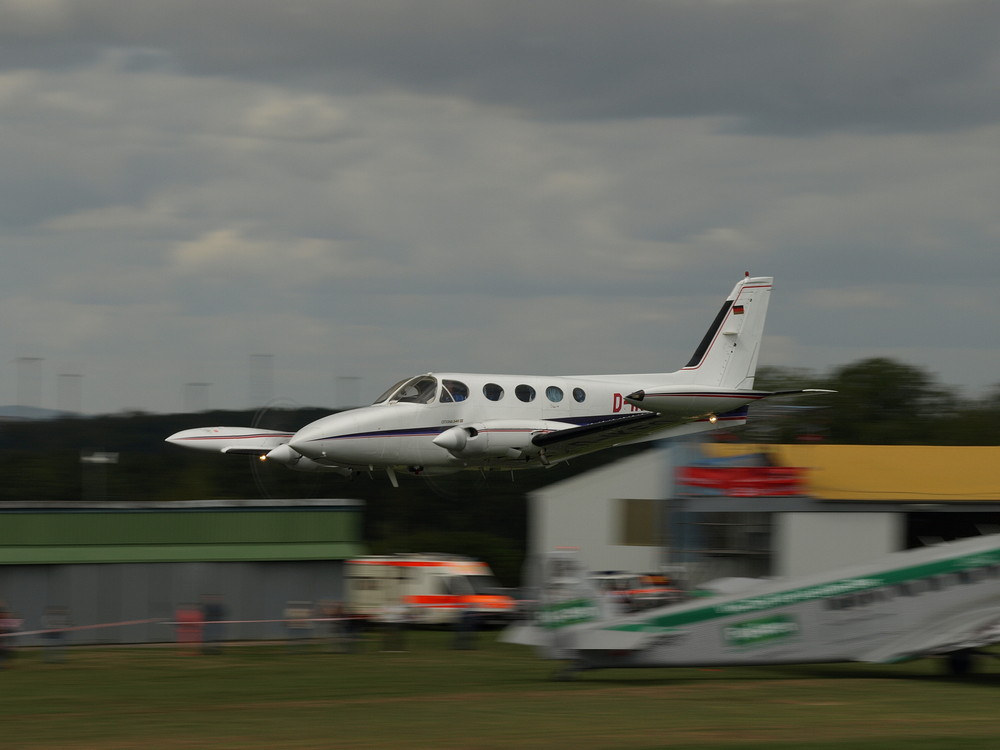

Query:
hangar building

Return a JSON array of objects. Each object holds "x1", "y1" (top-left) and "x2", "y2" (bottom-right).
[
  {"x1": 0, "y1": 498, "x2": 364, "y2": 645},
  {"x1": 530, "y1": 441, "x2": 1000, "y2": 584}
]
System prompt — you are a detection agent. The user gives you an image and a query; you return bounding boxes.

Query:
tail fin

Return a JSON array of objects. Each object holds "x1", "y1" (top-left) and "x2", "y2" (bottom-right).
[
  {"x1": 502, "y1": 549, "x2": 611, "y2": 658},
  {"x1": 675, "y1": 274, "x2": 772, "y2": 389}
]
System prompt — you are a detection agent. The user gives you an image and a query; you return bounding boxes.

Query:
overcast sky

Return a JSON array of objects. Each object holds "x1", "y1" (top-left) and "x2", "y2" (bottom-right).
[{"x1": 2, "y1": 0, "x2": 998, "y2": 414}]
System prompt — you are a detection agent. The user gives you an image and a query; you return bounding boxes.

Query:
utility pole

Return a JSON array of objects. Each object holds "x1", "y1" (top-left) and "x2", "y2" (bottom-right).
[
  {"x1": 336, "y1": 376, "x2": 362, "y2": 409},
  {"x1": 16, "y1": 357, "x2": 44, "y2": 412},
  {"x1": 183, "y1": 382, "x2": 211, "y2": 413},
  {"x1": 249, "y1": 354, "x2": 275, "y2": 408},
  {"x1": 58, "y1": 373, "x2": 83, "y2": 415}
]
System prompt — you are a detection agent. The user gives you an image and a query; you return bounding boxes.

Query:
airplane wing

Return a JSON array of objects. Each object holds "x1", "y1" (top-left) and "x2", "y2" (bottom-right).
[
  {"x1": 164, "y1": 426, "x2": 294, "y2": 456},
  {"x1": 531, "y1": 407, "x2": 748, "y2": 464},
  {"x1": 860, "y1": 606, "x2": 1000, "y2": 664},
  {"x1": 531, "y1": 386, "x2": 833, "y2": 464}
]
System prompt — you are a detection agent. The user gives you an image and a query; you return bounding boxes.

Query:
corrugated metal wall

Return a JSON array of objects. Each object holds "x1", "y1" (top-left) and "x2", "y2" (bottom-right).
[{"x1": 0, "y1": 560, "x2": 345, "y2": 645}]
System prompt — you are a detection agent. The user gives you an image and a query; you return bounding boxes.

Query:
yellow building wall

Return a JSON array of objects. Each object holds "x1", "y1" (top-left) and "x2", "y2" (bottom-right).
[{"x1": 704, "y1": 444, "x2": 1000, "y2": 502}]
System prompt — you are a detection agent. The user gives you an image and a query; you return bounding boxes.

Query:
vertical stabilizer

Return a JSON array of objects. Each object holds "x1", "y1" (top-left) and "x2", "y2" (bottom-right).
[
  {"x1": 676, "y1": 275, "x2": 772, "y2": 389},
  {"x1": 503, "y1": 550, "x2": 611, "y2": 659}
]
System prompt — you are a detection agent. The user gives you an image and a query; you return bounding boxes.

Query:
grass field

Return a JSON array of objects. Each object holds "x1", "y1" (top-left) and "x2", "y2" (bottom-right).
[{"x1": 2, "y1": 631, "x2": 1000, "y2": 749}]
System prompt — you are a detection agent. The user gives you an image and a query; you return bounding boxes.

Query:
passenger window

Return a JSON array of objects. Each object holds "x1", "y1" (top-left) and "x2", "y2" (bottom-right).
[
  {"x1": 546, "y1": 386, "x2": 564, "y2": 403},
  {"x1": 441, "y1": 380, "x2": 470, "y2": 403},
  {"x1": 515, "y1": 384, "x2": 536, "y2": 402},
  {"x1": 573, "y1": 387, "x2": 586, "y2": 403},
  {"x1": 483, "y1": 383, "x2": 504, "y2": 401}
]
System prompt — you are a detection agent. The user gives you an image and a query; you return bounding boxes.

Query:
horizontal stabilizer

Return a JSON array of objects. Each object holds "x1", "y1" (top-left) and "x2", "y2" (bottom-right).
[
  {"x1": 576, "y1": 626, "x2": 650, "y2": 651},
  {"x1": 500, "y1": 623, "x2": 548, "y2": 647},
  {"x1": 624, "y1": 387, "x2": 836, "y2": 417},
  {"x1": 860, "y1": 605, "x2": 1000, "y2": 664},
  {"x1": 165, "y1": 426, "x2": 294, "y2": 455},
  {"x1": 500, "y1": 621, "x2": 649, "y2": 652},
  {"x1": 769, "y1": 389, "x2": 837, "y2": 397},
  {"x1": 624, "y1": 386, "x2": 770, "y2": 417}
]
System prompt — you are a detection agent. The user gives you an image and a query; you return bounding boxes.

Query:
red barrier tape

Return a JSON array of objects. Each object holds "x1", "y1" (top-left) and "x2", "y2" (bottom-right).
[{"x1": 0, "y1": 617, "x2": 164, "y2": 639}]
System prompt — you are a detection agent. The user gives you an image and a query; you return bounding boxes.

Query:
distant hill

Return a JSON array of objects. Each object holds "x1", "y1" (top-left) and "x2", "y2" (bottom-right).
[{"x1": 0, "y1": 405, "x2": 74, "y2": 421}]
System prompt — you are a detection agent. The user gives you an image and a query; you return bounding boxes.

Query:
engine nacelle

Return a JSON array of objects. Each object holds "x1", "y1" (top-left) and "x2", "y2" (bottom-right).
[
  {"x1": 264, "y1": 443, "x2": 353, "y2": 475},
  {"x1": 433, "y1": 420, "x2": 567, "y2": 459}
]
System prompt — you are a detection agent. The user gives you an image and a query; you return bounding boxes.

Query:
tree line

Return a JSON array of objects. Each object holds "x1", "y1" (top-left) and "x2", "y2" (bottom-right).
[{"x1": 753, "y1": 357, "x2": 1000, "y2": 445}]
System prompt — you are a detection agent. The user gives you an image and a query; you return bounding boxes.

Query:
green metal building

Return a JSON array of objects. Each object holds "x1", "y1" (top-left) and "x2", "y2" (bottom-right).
[{"x1": 0, "y1": 499, "x2": 365, "y2": 644}]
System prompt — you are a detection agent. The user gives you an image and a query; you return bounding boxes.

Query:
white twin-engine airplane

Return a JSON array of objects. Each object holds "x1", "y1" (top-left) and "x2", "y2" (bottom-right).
[{"x1": 166, "y1": 274, "x2": 826, "y2": 486}]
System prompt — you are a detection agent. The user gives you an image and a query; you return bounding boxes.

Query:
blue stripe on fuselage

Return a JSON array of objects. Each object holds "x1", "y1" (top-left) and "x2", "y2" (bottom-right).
[{"x1": 307, "y1": 406, "x2": 748, "y2": 443}]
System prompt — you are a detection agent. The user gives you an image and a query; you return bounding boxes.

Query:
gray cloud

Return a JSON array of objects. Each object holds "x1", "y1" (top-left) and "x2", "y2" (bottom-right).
[
  {"x1": 2, "y1": 1, "x2": 999, "y2": 134},
  {"x1": 0, "y1": 1, "x2": 998, "y2": 413}
]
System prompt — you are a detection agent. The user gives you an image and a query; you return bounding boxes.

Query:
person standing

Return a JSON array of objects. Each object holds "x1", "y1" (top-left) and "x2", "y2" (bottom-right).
[
  {"x1": 284, "y1": 601, "x2": 315, "y2": 649},
  {"x1": 175, "y1": 603, "x2": 204, "y2": 655},
  {"x1": 41, "y1": 605, "x2": 71, "y2": 663},
  {"x1": 451, "y1": 601, "x2": 478, "y2": 650},
  {"x1": 201, "y1": 595, "x2": 226, "y2": 655},
  {"x1": 321, "y1": 601, "x2": 347, "y2": 653},
  {"x1": 0, "y1": 603, "x2": 24, "y2": 669},
  {"x1": 380, "y1": 601, "x2": 408, "y2": 653}
]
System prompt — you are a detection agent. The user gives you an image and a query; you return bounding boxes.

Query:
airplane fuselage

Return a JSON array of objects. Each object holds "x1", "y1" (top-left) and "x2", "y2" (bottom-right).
[{"x1": 282, "y1": 372, "x2": 756, "y2": 475}]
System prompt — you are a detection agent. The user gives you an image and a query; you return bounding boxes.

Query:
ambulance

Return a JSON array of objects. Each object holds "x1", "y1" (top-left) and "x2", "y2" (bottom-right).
[{"x1": 345, "y1": 553, "x2": 516, "y2": 625}]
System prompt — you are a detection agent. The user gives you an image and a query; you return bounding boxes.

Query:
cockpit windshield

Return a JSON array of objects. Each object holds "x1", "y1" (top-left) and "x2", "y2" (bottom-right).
[
  {"x1": 372, "y1": 375, "x2": 439, "y2": 405},
  {"x1": 373, "y1": 378, "x2": 410, "y2": 404}
]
